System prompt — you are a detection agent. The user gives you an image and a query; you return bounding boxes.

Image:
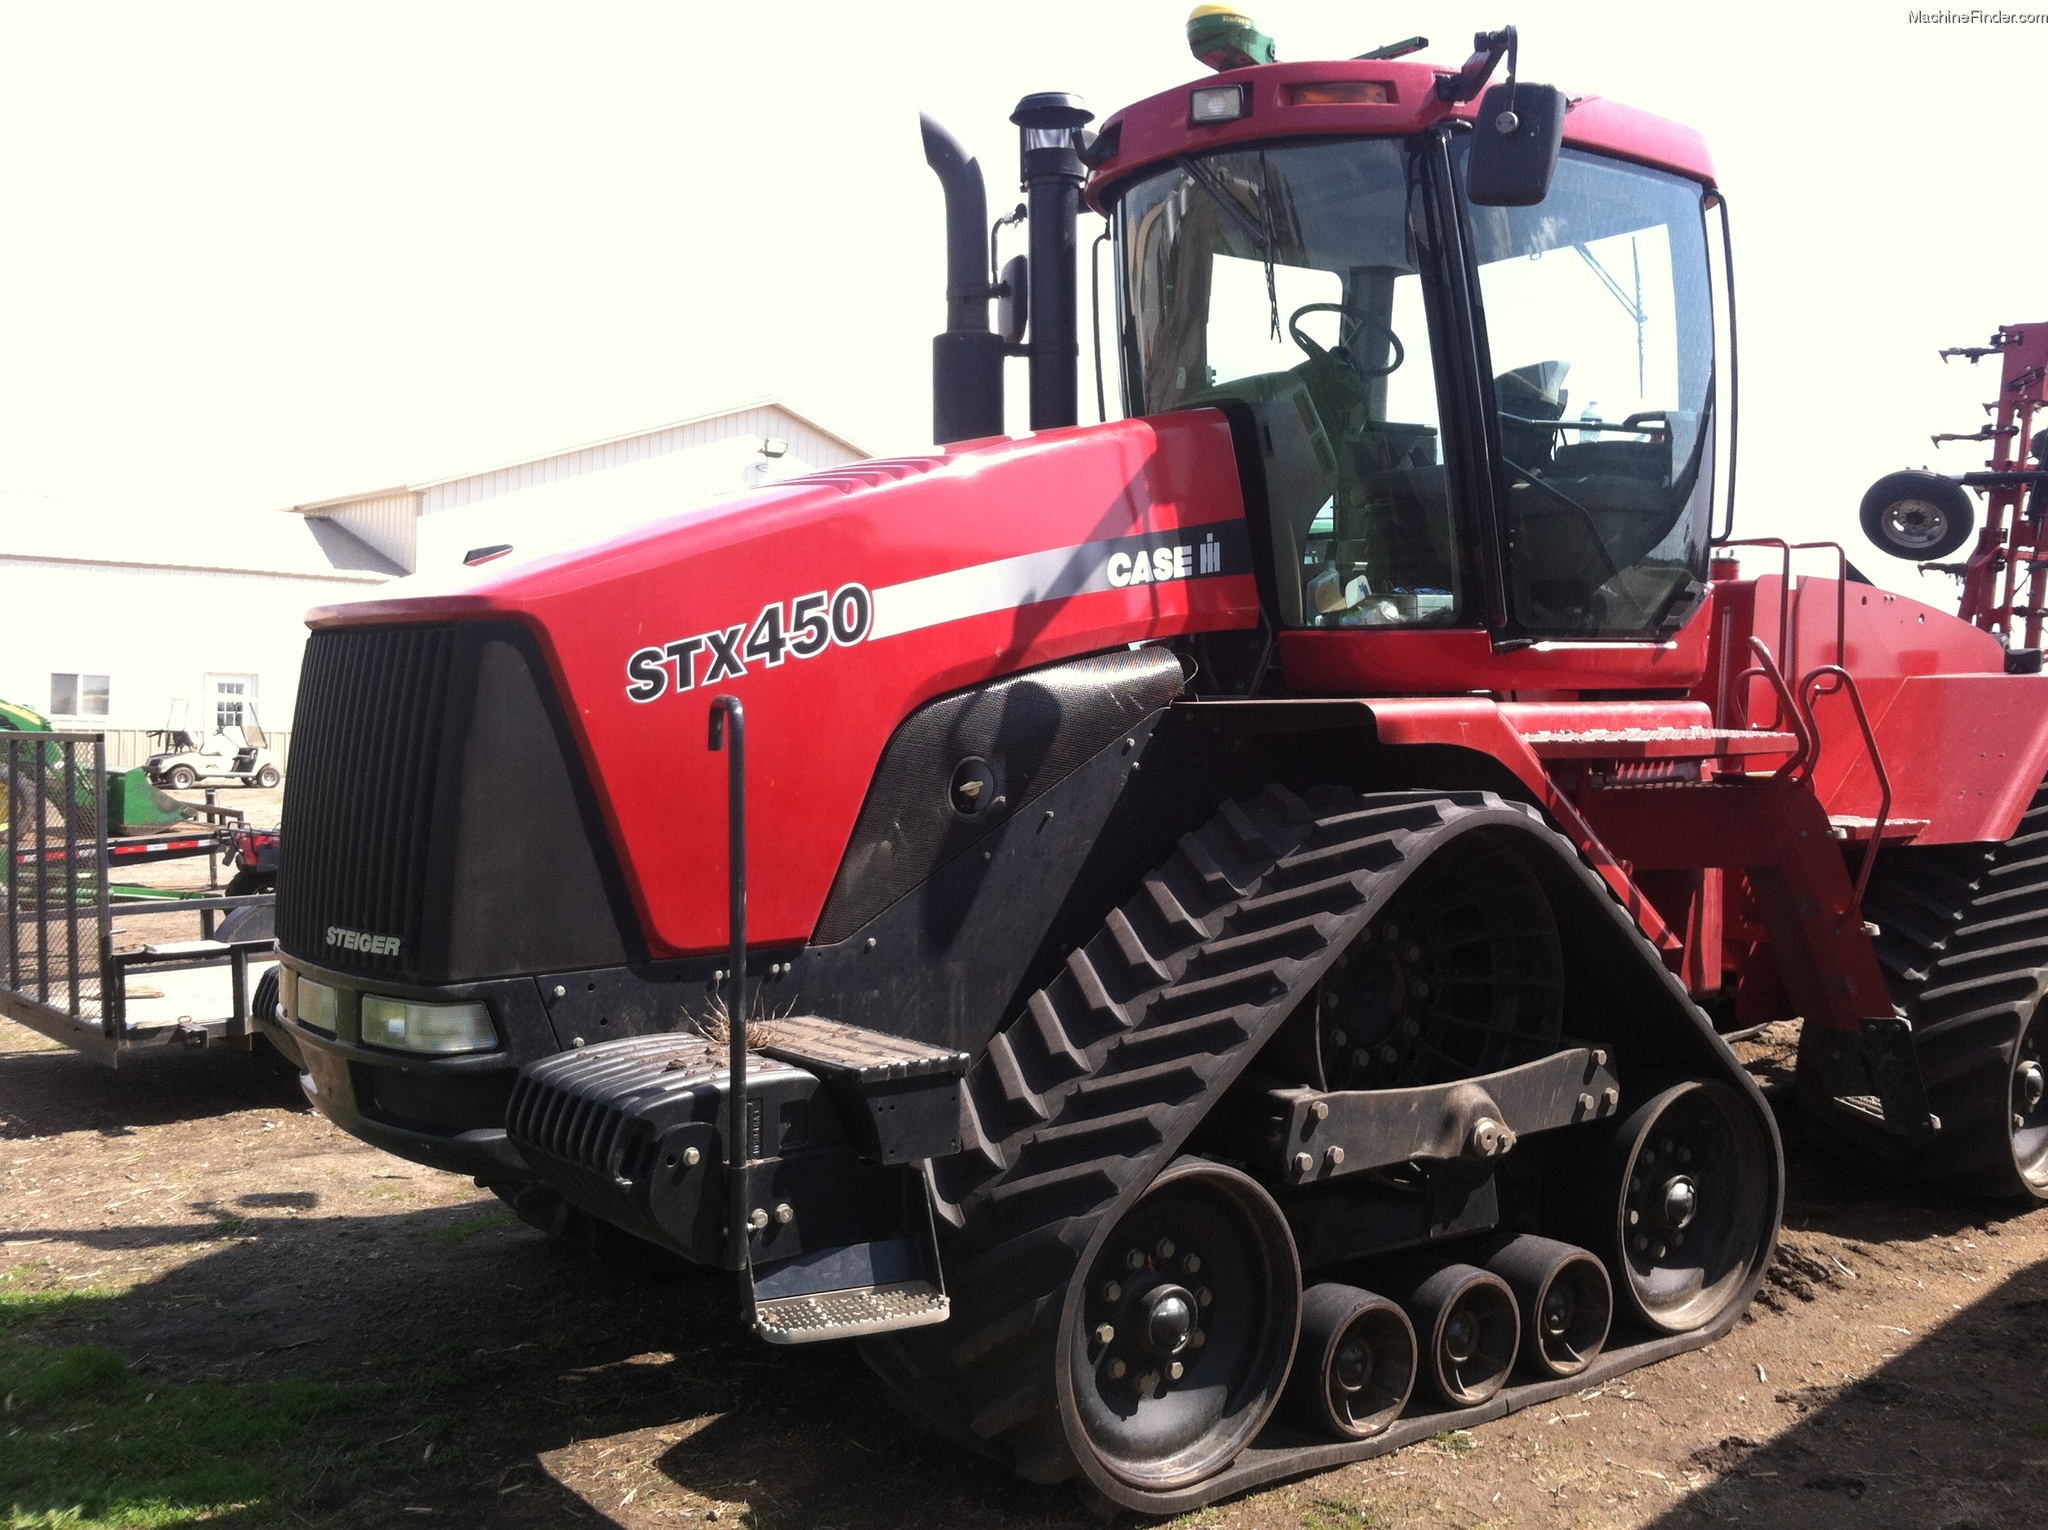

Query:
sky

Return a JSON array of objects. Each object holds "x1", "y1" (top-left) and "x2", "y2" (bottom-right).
[{"x1": 1, "y1": 1, "x2": 2043, "y2": 605}]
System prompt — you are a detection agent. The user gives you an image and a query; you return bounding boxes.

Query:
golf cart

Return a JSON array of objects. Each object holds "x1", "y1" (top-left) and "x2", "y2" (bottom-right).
[{"x1": 147, "y1": 700, "x2": 281, "y2": 790}]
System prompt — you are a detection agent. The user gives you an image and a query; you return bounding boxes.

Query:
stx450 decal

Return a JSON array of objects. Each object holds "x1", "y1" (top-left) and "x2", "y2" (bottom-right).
[
  {"x1": 621, "y1": 521, "x2": 1252, "y2": 702},
  {"x1": 626, "y1": 584, "x2": 872, "y2": 703}
]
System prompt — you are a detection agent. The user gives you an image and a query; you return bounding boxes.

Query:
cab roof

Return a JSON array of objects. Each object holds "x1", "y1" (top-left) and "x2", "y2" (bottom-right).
[{"x1": 1083, "y1": 57, "x2": 1715, "y2": 214}]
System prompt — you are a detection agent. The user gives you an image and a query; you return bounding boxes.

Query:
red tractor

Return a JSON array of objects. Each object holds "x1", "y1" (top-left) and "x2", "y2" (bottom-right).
[{"x1": 267, "y1": 13, "x2": 2048, "y2": 1514}]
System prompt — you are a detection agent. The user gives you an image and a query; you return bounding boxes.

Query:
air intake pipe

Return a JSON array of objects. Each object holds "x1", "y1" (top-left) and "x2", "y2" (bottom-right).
[
  {"x1": 1011, "y1": 92, "x2": 1093, "y2": 431},
  {"x1": 920, "y1": 114, "x2": 1004, "y2": 446}
]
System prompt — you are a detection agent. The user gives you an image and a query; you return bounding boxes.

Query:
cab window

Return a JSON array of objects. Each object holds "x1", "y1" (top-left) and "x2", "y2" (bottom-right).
[{"x1": 1118, "y1": 138, "x2": 1463, "y2": 630}]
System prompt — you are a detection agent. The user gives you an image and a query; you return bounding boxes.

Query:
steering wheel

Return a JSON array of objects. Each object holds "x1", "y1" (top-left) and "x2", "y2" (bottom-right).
[{"x1": 1286, "y1": 302, "x2": 1405, "y2": 379}]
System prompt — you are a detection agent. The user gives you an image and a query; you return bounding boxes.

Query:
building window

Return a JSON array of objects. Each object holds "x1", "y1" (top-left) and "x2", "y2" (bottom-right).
[
  {"x1": 50, "y1": 673, "x2": 110, "y2": 717},
  {"x1": 208, "y1": 674, "x2": 258, "y2": 732}
]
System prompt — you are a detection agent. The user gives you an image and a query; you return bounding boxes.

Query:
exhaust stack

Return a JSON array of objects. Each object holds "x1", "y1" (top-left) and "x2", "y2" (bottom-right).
[
  {"x1": 1011, "y1": 92, "x2": 1093, "y2": 431},
  {"x1": 920, "y1": 114, "x2": 1004, "y2": 446}
]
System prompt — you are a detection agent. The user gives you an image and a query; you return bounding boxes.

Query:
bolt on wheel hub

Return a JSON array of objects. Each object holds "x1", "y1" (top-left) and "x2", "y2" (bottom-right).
[
  {"x1": 1332, "y1": 1338, "x2": 1370, "y2": 1393},
  {"x1": 1140, "y1": 1285, "x2": 1197, "y2": 1355},
  {"x1": 1659, "y1": 1174, "x2": 1699, "y2": 1230},
  {"x1": 1540, "y1": 1283, "x2": 1577, "y2": 1337},
  {"x1": 1441, "y1": 1310, "x2": 1480, "y2": 1364},
  {"x1": 1884, "y1": 501, "x2": 1950, "y2": 547}
]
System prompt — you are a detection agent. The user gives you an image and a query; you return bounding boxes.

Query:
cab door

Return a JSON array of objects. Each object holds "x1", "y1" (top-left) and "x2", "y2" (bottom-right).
[{"x1": 1461, "y1": 145, "x2": 1721, "y2": 646}]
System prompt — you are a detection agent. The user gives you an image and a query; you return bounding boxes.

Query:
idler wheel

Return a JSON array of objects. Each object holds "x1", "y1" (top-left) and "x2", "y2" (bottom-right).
[
  {"x1": 1385, "y1": 1263, "x2": 1519, "y2": 1408},
  {"x1": 2013, "y1": 1019, "x2": 2048, "y2": 1195},
  {"x1": 1283, "y1": 1283, "x2": 1416, "y2": 1440},
  {"x1": 1556, "y1": 1078, "x2": 1776, "y2": 1334},
  {"x1": 1067, "y1": 1158, "x2": 1301, "y2": 1491},
  {"x1": 1485, "y1": 1233, "x2": 1612, "y2": 1378}
]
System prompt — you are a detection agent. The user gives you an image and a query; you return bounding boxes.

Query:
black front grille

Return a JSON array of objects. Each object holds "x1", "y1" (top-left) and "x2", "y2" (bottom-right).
[{"x1": 278, "y1": 625, "x2": 455, "y2": 978}]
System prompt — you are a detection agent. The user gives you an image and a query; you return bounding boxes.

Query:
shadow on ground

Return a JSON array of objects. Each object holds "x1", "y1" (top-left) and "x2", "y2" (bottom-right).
[
  {"x1": 0, "y1": 1040, "x2": 305, "y2": 1138},
  {"x1": 1649, "y1": 1257, "x2": 2048, "y2": 1530},
  {"x1": 1635, "y1": 1102, "x2": 2048, "y2": 1530},
  {"x1": 4, "y1": 1037, "x2": 2045, "y2": 1528},
  {"x1": 2, "y1": 1189, "x2": 1089, "y2": 1529}
]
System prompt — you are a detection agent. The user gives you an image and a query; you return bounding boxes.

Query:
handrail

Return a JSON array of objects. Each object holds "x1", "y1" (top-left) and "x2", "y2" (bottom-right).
[
  {"x1": 707, "y1": 694, "x2": 750, "y2": 1274},
  {"x1": 1715, "y1": 537, "x2": 1852, "y2": 724},
  {"x1": 1735, "y1": 637, "x2": 1814, "y2": 780},
  {"x1": 1800, "y1": 664, "x2": 1893, "y2": 924}
]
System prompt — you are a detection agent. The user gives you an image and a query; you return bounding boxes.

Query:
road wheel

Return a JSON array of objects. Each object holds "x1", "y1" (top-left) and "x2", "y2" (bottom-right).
[
  {"x1": 167, "y1": 765, "x2": 197, "y2": 789},
  {"x1": 1065, "y1": 1158, "x2": 1299, "y2": 1493},
  {"x1": 256, "y1": 765, "x2": 281, "y2": 788},
  {"x1": 1283, "y1": 1283, "x2": 1414, "y2": 1440},
  {"x1": 2007, "y1": 1013, "x2": 2048, "y2": 1195}
]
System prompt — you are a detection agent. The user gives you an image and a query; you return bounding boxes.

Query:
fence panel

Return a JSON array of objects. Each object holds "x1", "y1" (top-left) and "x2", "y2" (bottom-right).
[{"x1": 3, "y1": 731, "x2": 111, "y2": 1030}]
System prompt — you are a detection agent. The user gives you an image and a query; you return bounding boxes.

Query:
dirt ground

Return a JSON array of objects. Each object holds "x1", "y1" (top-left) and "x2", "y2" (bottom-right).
[{"x1": 3, "y1": 1005, "x2": 2044, "y2": 1530}]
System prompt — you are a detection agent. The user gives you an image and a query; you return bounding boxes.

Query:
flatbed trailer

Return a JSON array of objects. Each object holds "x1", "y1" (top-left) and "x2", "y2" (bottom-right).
[{"x1": 2, "y1": 730, "x2": 276, "y2": 1065}]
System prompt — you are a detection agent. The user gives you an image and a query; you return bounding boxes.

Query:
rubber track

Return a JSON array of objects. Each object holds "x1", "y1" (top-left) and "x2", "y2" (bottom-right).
[
  {"x1": 1850, "y1": 780, "x2": 2048, "y2": 1196},
  {"x1": 863, "y1": 784, "x2": 1768, "y2": 1511}
]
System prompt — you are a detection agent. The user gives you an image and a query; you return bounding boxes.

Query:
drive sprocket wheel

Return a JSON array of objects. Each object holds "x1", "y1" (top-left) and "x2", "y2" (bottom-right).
[
  {"x1": 1819, "y1": 782, "x2": 2048, "y2": 1200},
  {"x1": 1307, "y1": 833, "x2": 1563, "y2": 1090}
]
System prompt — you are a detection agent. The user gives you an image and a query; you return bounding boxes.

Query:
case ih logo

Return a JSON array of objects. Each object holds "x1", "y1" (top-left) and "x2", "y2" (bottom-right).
[{"x1": 327, "y1": 925, "x2": 401, "y2": 957}]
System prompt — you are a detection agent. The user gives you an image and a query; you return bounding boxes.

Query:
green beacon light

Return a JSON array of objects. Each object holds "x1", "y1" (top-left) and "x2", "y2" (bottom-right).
[{"x1": 1186, "y1": 4, "x2": 1276, "y2": 72}]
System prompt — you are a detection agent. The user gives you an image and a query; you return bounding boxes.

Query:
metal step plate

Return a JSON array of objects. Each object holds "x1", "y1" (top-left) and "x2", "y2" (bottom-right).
[{"x1": 753, "y1": 1279, "x2": 950, "y2": 1344}]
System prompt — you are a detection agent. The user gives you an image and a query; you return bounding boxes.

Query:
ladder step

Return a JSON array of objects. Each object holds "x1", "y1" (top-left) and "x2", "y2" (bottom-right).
[
  {"x1": 753, "y1": 1280, "x2": 950, "y2": 1344},
  {"x1": 1518, "y1": 727, "x2": 1800, "y2": 760}
]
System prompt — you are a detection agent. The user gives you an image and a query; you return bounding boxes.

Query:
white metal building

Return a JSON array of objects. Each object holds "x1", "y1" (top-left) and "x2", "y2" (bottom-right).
[
  {"x1": 0, "y1": 401, "x2": 867, "y2": 767},
  {"x1": 292, "y1": 401, "x2": 867, "y2": 579},
  {"x1": 0, "y1": 493, "x2": 394, "y2": 766}
]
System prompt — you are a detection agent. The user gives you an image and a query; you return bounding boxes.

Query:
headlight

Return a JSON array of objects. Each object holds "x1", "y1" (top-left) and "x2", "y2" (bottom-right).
[
  {"x1": 296, "y1": 977, "x2": 340, "y2": 1036},
  {"x1": 360, "y1": 996, "x2": 497, "y2": 1055},
  {"x1": 1189, "y1": 84, "x2": 1249, "y2": 124}
]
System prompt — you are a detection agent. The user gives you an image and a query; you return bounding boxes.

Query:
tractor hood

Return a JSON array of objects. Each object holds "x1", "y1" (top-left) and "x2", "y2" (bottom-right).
[{"x1": 293, "y1": 414, "x2": 1258, "y2": 961}]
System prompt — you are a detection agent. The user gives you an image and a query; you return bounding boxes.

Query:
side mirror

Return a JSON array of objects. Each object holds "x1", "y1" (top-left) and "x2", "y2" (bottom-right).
[
  {"x1": 1467, "y1": 81, "x2": 1565, "y2": 206},
  {"x1": 997, "y1": 253, "x2": 1030, "y2": 347}
]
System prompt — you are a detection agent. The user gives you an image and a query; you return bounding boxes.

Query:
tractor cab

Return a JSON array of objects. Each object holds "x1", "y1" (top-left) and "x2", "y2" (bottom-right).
[{"x1": 1078, "y1": 38, "x2": 1728, "y2": 692}]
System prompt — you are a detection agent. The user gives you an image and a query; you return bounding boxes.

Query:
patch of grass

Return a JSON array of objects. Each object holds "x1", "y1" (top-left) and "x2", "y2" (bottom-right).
[
  {"x1": 1429, "y1": 1428, "x2": 1478, "y2": 1452},
  {"x1": 1, "y1": 1287, "x2": 385, "y2": 1528},
  {"x1": 425, "y1": 1210, "x2": 515, "y2": 1245},
  {"x1": 1303, "y1": 1497, "x2": 1387, "y2": 1530},
  {"x1": 0, "y1": 1284, "x2": 117, "y2": 1334}
]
